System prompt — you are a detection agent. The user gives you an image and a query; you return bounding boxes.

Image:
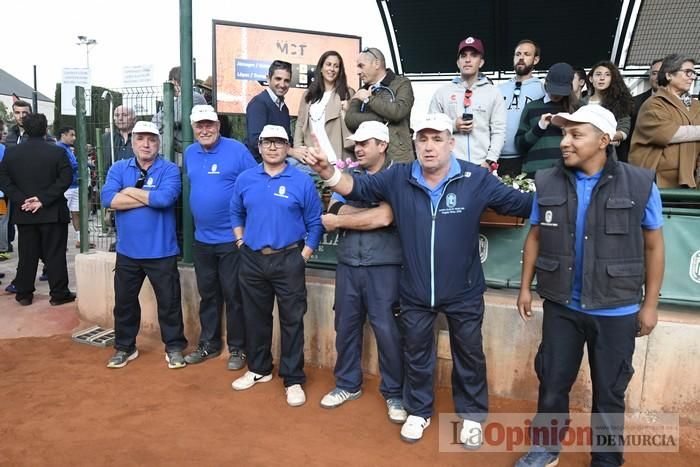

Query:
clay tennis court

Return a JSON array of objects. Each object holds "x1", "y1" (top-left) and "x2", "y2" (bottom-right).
[{"x1": 1, "y1": 294, "x2": 699, "y2": 466}]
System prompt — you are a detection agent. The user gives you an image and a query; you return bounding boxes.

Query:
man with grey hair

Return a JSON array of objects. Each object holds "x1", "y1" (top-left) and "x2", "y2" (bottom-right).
[
  {"x1": 345, "y1": 47, "x2": 415, "y2": 163},
  {"x1": 305, "y1": 113, "x2": 531, "y2": 447},
  {"x1": 102, "y1": 105, "x2": 136, "y2": 171}
]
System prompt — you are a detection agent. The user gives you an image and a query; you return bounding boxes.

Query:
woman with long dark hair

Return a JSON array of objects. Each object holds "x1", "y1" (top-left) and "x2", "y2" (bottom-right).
[
  {"x1": 583, "y1": 60, "x2": 634, "y2": 146},
  {"x1": 293, "y1": 51, "x2": 354, "y2": 164}
]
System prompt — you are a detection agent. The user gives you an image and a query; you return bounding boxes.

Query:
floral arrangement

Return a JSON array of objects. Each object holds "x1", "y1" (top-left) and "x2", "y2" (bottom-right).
[
  {"x1": 487, "y1": 162, "x2": 536, "y2": 193},
  {"x1": 335, "y1": 158, "x2": 360, "y2": 170}
]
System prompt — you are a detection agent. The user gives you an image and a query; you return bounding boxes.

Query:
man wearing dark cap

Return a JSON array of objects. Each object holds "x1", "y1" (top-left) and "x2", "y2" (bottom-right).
[
  {"x1": 101, "y1": 121, "x2": 188, "y2": 369},
  {"x1": 429, "y1": 36, "x2": 505, "y2": 167},
  {"x1": 516, "y1": 62, "x2": 579, "y2": 175}
]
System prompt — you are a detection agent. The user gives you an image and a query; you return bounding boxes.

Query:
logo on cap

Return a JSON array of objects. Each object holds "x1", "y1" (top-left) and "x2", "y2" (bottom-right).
[{"x1": 465, "y1": 37, "x2": 475, "y2": 44}]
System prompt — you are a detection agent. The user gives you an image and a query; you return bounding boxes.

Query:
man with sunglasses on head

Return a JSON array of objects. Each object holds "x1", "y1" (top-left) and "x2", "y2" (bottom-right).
[
  {"x1": 345, "y1": 47, "x2": 415, "y2": 163},
  {"x1": 101, "y1": 121, "x2": 188, "y2": 370},
  {"x1": 497, "y1": 40, "x2": 545, "y2": 177},
  {"x1": 230, "y1": 125, "x2": 323, "y2": 407},
  {"x1": 244, "y1": 60, "x2": 295, "y2": 163},
  {"x1": 183, "y1": 105, "x2": 257, "y2": 370},
  {"x1": 429, "y1": 37, "x2": 506, "y2": 168}
]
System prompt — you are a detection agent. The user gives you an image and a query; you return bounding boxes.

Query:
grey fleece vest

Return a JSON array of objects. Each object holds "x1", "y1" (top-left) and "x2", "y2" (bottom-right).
[
  {"x1": 534, "y1": 158, "x2": 654, "y2": 309},
  {"x1": 335, "y1": 165, "x2": 402, "y2": 267}
]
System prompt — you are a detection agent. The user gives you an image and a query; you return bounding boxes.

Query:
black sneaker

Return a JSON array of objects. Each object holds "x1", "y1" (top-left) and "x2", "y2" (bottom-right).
[
  {"x1": 107, "y1": 349, "x2": 139, "y2": 368},
  {"x1": 50, "y1": 293, "x2": 77, "y2": 306},
  {"x1": 227, "y1": 349, "x2": 247, "y2": 370},
  {"x1": 184, "y1": 344, "x2": 222, "y2": 364},
  {"x1": 165, "y1": 351, "x2": 187, "y2": 369}
]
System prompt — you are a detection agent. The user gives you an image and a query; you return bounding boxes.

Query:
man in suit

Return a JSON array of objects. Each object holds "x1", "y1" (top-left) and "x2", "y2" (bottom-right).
[{"x1": 0, "y1": 113, "x2": 75, "y2": 306}]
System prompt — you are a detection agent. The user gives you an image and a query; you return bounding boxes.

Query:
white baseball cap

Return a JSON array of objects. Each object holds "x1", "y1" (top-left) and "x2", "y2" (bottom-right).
[
  {"x1": 190, "y1": 104, "x2": 218, "y2": 123},
  {"x1": 259, "y1": 125, "x2": 289, "y2": 141},
  {"x1": 346, "y1": 121, "x2": 390, "y2": 142},
  {"x1": 413, "y1": 113, "x2": 454, "y2": 136},
  {"x1": 132, "y1": 121, "x2": 159, "y2": 135},
  {"x1": 551, "y1": 105, "x2": 617, "y2": 139}
]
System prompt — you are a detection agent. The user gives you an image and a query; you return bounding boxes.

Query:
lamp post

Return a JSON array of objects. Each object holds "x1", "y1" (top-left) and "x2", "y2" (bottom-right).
[{"x1": 76, "y1": 35, "x2": 97, "y2": 68}]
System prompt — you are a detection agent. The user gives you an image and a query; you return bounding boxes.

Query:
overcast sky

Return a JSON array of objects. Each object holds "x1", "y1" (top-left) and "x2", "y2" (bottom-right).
[{"x1": 6, "y1": 0, "x2": 392, "y2": 97}]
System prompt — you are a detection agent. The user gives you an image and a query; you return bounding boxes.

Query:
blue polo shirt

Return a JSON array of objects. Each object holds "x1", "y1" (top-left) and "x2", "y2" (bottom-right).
[
  {"x1": 101, "y1": 156, "x2": 181, "y2": 259},
  {"x1": 185, "y1": 137, "x2": 256, "y2": 244},
  {"x1": 530, "y1": 170, "x2": 663, "y2": 316},
  {"x1": 230, "y1": 162, "x2": 323, "y2": 251},
  {"x1": 411, "y1": 155, "x2": 462, "y2": 208},
  {"x1": 56, "y1": 141, "x2": 79, "y2": 188}
]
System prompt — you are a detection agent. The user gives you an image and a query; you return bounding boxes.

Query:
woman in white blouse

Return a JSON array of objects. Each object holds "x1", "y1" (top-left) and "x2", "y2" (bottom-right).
[{"x1": 293, "y1": 51, "x2": 354, "y2": 165}]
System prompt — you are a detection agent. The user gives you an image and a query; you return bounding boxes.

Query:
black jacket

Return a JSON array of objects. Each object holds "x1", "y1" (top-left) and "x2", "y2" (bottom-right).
[{"x1": 0, "y1": 137, "x2": 72, "y2": 224}]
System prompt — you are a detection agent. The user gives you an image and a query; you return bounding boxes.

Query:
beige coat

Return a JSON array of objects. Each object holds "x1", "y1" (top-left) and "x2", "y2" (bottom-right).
[
  {"x1": 294, "y1": 89, "x2": 354, "y2": 161},
  {"x1": 629, "y1": 87, "x2": 700, "y2": 188}
]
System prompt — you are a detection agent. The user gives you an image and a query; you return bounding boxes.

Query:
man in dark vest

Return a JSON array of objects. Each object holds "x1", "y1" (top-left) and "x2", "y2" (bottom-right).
[
  {"x1": 516, "y1": 105, "x2": 665, "y2": 467},
  {"x1": 318, "y1": 121, "x2": 405, "y2": 424}
]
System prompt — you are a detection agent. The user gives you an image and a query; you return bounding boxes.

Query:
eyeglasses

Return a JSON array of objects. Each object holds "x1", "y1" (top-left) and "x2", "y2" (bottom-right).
[
  {"x1": 463, "y1": 89, "x2": 473, "y2": 108},
  {"x1": 361, "y1": 47, "x2": 379, "y2": 60},
  {"x1": 513, "y1": 81, "x2": 522, "y2": 97},
  {"x1": 134, "y1": 168, "x2": 148, "y2": 189},
  {"x1": 260, "y1": 139, "x2": 287, "y2": 149},
  {"x1": 676, "y1": 69, "x2": 698, "y2": 79}
]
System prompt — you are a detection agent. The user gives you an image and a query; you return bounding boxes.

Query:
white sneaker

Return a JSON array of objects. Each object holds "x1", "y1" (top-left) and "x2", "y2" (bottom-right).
[
  {"x1": 386, "y1": 398, "x2": 408, "y2": 424},
  {"x1": 285, "y1": 384, "x2": 306, "y2": 407},
  {"x1": 400, "y1": 415, "x2": 431, "y2": 443},
  {"x1": 320, "y1": 387, "x2": 362, "y2": 408},
  {"x1": 231, "y1": 370, "x2": 272, "y2": 391},
  {"x1": 460, "y1": 419, "x2": 484, "y2": 450}
]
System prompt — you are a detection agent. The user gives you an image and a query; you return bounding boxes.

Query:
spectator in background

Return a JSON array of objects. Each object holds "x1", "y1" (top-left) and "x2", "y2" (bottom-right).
[
  {"x1": 430, "y1": 37, "x2": 505, "y2": 167},
  {"x1": 102, "y1": 105, "x2": 136, "y2": 171},
  {"x1": 56, "y1": 127, "x2": 87, "y2": 249},
  {"x1": 0, "y1": 138, "x2": 8, "y2": 261},
  {"x1": 5, "y1": 100, "x2": 32, "y2": 147},
  {"x1": 630, "y1": 54, "x2": 700, "y2": 188},
  {"x1": 618, "y1": 58, "x2": 664, "y2": 162},
  {"x1": 516, "y1": 63, "x2": 579, "y2": 176},
  {"x1": 346, "y1": 47, "x2": 415, "y2": 163},
  {"x1": 244, "y1": 60, "x2": 294, "y2": 163},
  {"x1": 498, "y1": 40, "x2": 546, "y2": 176},
  {"x1": 572, "y1": 67, "x2": 591, "y2": 100},
  {"x1": 152, "y1": 66, "x2": 207, "y2": 155},
  {"x1": 582, "y1": 61, "x2": 634, "y2": 159},
  {"x1": 293, "y1": 51, "x2": 354, "y2": 166},
  {"x1": 0, "y1": 113, "x2": 75, "y2": 307}
]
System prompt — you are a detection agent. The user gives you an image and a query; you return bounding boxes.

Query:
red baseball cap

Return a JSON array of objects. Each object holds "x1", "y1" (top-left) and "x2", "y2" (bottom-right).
[{"x1": 457, "y1": 36, "x2": 485, "y2": 56}]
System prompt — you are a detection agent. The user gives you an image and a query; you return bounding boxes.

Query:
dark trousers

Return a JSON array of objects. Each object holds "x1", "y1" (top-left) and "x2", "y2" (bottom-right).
[
  {"x1": 113, "y1": 254, "x2": 187, "y2": 353},
  {"x1": 15, "y1": 223, "x2": 71, "y2": 301},
  {"x1": 239, "y1": 245, "x2": 306, "y2": 387},
  {"x1": 192, "y1": 240, "x2": 245, "y2": 351},
  {"x1": 400, "y1": 297, "x2": 488, "y2": 421},
  {"x1": 532, "y1": 300, "x2": 637, "y2": 466},
  {"x1": 334, "y1": 263, "x2": 403, "y2": 399}
]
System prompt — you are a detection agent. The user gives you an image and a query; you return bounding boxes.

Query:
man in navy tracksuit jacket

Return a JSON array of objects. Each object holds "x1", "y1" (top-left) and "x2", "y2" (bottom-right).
[{"x1": 306, "y1": 113, "x2": 532, "y2": 446}]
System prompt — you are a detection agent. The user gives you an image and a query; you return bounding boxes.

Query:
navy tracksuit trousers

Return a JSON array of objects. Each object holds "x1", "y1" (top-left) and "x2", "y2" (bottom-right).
[
  {"x1": 399, "y1": 297, "x2": 488, "y2": 422},
  {"x1": 333, "y1": 263, "x2": 403, "y2": 399}
]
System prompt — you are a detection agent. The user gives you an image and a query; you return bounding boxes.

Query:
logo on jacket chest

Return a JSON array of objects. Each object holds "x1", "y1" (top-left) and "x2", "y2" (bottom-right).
[
  {"x1": 541, "y1": 209, "x2": 558, "y2": 227},
  {"x1": 439, "y1": 192, "x2": 464, "y2": 215},
  {"x1": 143, "y1": 177, "x2": 155, "y2": 188},
  {"x1": 207, "y1": 163, "x2": 220, "y2": 174},
  {"x1": 273, "y1": 185, "x2": 289, "y2": 199}
]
